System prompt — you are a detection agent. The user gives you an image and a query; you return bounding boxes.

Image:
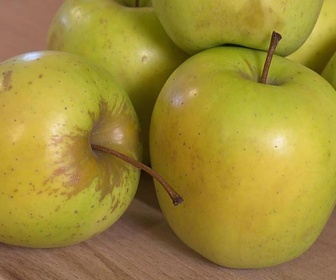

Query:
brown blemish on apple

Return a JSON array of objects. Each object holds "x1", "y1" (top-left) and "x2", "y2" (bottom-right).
[
  {"x1": 43, "y1": 128, "x2": 95, "y2": 198},
  {"x1": 43, "y1": 100, "x2": 136, "y2": 206},
  {"x1": 90, "y1": 100, "x2": 137, "y2": 198},
  {"x1": 141, "y1": 55, "x2": 148, "y2": 63},
  {"x1": 0, "y1": 70, "x2": 13, "y2": 93},
  {"x1": 239, "y1": 1, "x2": 284, "y2": 41},
  {"x1": 239, "y1": 1, "x2": 265, "y2": 31}
]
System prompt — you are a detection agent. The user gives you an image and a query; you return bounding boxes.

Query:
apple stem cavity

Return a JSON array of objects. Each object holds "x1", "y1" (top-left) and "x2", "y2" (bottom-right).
[
  {"x1": 91, "y1": 144, "x2": 184, "y2": 206},
  {"x1": 260, "y1": 31, "x2": 282, "y2": 84}
]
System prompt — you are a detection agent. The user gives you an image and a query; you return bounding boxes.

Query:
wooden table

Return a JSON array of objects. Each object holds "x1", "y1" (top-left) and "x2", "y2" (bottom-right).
[{"x1": 1, "y1": 1, "x2": 336, "y2": 279}]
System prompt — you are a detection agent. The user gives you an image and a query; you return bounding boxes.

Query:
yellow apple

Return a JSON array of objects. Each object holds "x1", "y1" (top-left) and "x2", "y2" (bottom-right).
[
  {"x1": 287, "y1": 0, "x2": 336, "y2": 73},
  {"x1": 0, "y1": 51, "x2": 142, "y2": 248},
  {"x1": 150, "y1": 44, "x2": 336, "y2": 268},
  {"x1": 151, "y1": 0, "x2": 323, "y2": 56},
  {"x1": 46, "y1": 0, "x2": 189, "y2": 164}
]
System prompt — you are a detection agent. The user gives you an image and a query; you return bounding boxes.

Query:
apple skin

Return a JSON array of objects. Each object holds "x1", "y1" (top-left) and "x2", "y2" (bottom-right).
[
  {"x1": 150, "y1": 46, "x2": 336, "y2": 268},
  {"x1": 151, "y1": 0, "x2": 323, "y2": 56},
  {"x1": 46, "y1": 0, "x2": 189, "y2": 164},
  {"x1": 287, "y1": 0, "x2": 336, "y2": 73},
  {"x1": 0, "y1": 51, "x2": 142, "y2": 248}
]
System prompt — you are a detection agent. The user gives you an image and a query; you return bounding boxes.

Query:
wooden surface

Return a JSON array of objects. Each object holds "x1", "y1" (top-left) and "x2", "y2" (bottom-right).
[{"x1": 1, "y1": 1, "x2": 336, "y2": 279}]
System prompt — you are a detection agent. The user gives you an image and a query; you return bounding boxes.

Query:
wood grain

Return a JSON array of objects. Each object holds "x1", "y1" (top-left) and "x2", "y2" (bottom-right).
[{"x1": 1, "y1": 1, "x2": 336, "y2": 279}]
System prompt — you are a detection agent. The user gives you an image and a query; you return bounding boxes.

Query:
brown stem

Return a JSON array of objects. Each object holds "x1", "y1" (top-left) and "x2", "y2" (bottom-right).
[
  {"x1": 260, "y1": 31, "x2": 282, "y2": 84},
  {"x1": 91, "y1": 144, "x2": 184, "y2": 206},
  {"x1": 135, "y1": 0, "x2": 140, "y2": 7}
]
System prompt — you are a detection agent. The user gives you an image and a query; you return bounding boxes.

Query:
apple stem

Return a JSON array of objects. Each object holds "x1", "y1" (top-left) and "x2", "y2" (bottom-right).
[
  {"x1": 135, "y1": 0, "x2": 139, "y2": 7},
  {"x1": 260, "y1": 31, "x2": 282, "y2": 84},
  {"x1": 91, "y1": 144, "x2": 184, "y2": 206}
]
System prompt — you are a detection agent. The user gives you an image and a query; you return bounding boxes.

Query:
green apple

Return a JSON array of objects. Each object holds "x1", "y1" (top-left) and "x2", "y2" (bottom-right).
[
  {"x1": 287, "y1": 0, "x2": 336, "y2": 73},
  {"x1": 151, "y1": 0, "x2": 323, "y2": 56},
  {"x1": 46, "y1": 0, "x2": 189, "y2": 164},
  {"x1": 0, "y1": 50, "x2": 142, "y2": 248},
  {"x1": 150, "y1": 36, "x2": 336, "y2": 268}
]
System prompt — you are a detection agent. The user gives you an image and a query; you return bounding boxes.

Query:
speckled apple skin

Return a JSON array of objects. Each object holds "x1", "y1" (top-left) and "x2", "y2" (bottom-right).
[
  {"x1": 150, "y1": 46, "x2": 336, "y2": 268},
  {"x1": 0, "y1": 51, "x2": 142, "y2": 248}
]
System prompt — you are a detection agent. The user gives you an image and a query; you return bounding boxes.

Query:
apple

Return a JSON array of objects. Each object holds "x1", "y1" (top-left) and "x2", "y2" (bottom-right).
[
  {"x1": 46, "y1": 0, "x2": 189, "y2": 164},
  {"x1": 322, "y1": 50, "x2": 336, "y2": 89},
  {"x1": 151, "y1": 0, "x2": 323, "y2": 56},
  {"x1": 287, "y1": 0, "x2": 336, "y2": 73},
  {"x1": 149, "y1": 32, "x2": 336, "y2": 268},
  {"x1": 0, "y1": 50, "x2": 142, "y2": 248}
]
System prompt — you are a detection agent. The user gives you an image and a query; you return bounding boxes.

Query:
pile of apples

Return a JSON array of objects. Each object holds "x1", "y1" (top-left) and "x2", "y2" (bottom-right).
[{"x1": 1, "y1": 0, "x2": 336, "y2": 269}]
